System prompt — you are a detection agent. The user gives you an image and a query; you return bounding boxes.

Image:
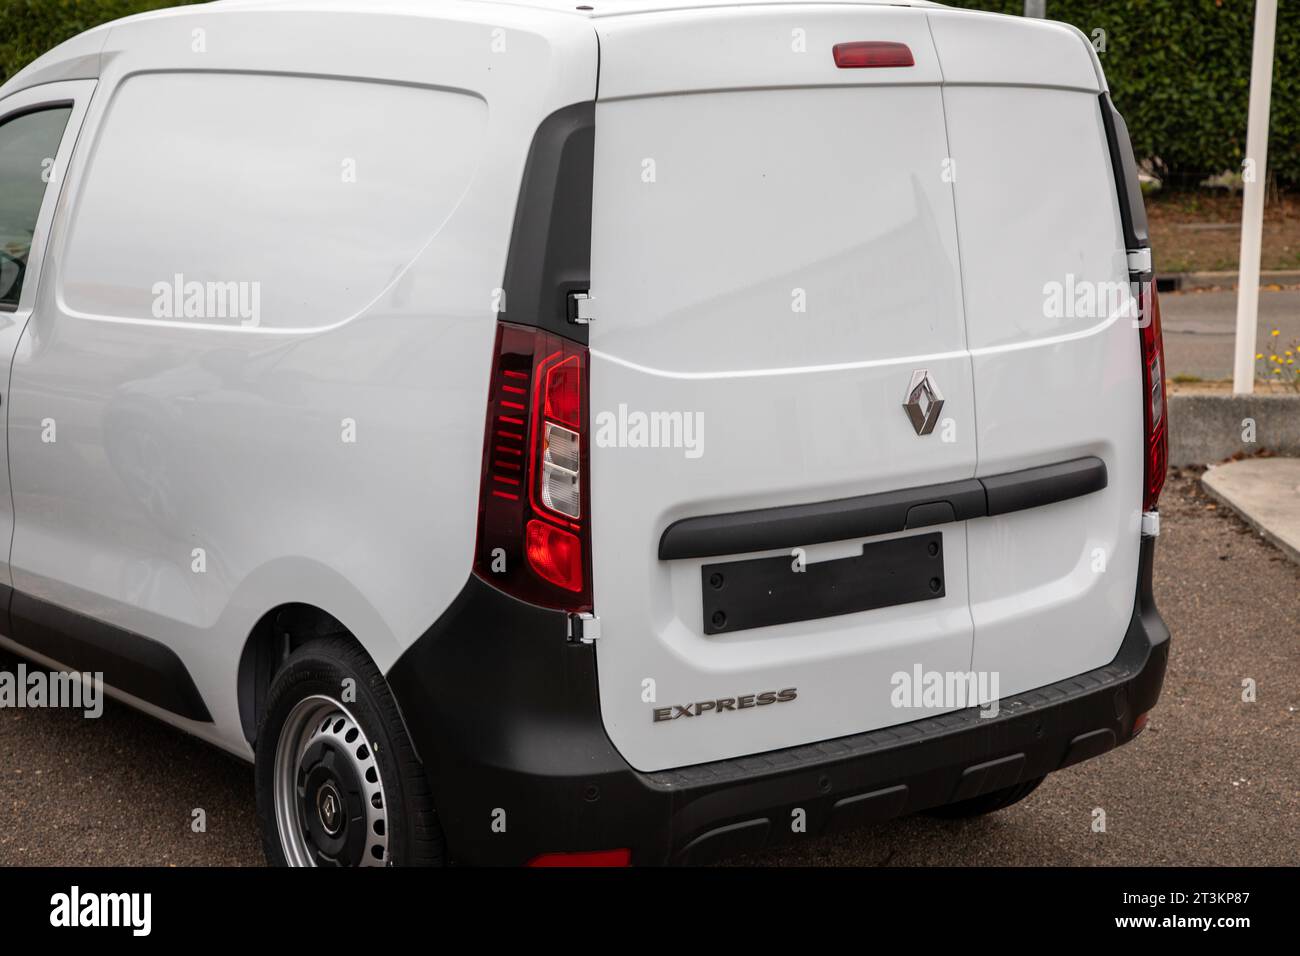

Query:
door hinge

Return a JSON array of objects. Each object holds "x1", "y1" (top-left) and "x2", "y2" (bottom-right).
[
  {"x1": 568, "y1": 612, "x2": 600, "y2": 644},
  {"x1": 567, "y1": 292, "x2": 595, "y2": 325},
  {"x1": 1127, "y1": 248, "x2": 1153, "y2": 277},
  {"x1": 1141, "y1": 510, "x2": 1161, "y2": 538}
]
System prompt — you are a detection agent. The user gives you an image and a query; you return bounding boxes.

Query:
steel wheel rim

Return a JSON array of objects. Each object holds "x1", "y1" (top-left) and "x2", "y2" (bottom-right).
[{"x1": 273, "y1": 694, "x2": 390, "y2": 867}]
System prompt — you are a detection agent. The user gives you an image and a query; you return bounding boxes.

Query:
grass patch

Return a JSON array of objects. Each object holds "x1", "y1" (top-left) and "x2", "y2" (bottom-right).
[{"x1": 1148, "y1": 190, "x2": 1300, "y2": 274}]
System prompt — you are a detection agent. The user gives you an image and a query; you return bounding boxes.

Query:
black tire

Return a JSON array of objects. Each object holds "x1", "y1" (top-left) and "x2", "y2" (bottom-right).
[
  {"x1": 255, "y1": 635, "x2": 445, "y2": 866},
  {"x1": 924, "y1": 775, "x2": 1046, "y2": 820}
]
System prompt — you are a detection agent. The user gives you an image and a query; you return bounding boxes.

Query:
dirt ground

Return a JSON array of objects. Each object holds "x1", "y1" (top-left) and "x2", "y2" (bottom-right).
[{"x1": 1148, "y1": 191, "x2": 1300, "y2": 274}]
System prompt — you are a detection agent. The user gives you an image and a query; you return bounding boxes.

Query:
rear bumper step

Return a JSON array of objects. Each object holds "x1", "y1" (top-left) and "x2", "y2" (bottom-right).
[
  {"x1": 658, "y1": 456, "x2": 1107, "y2": 560},
  {"x1": 386, "y1": 534, "x2": 1167, "y2": 866}
]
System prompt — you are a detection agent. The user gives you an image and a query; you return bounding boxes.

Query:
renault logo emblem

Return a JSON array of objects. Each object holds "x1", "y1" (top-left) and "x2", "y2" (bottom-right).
[
  {"x1": 903, "y1": 370, "x2": 944, "y2": 436},
  {"x1": 317, "y1": 784, "x2": 343, "y2": 836}
]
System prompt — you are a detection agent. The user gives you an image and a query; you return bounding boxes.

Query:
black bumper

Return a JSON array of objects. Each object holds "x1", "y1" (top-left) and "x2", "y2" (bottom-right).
[{"x1": 387, "y1": 538, "x2": 1169, "y2": 866}]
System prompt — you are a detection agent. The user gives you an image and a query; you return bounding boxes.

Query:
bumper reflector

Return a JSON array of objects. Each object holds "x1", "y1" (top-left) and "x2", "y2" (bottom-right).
[{"x1": 528, "y1": 849, "x2": 632, "y2": 867}]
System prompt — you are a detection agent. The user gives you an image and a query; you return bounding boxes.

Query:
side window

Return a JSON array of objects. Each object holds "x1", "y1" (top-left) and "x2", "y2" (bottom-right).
[
  {"x1": 0, "y1": 106, "x2": 72, "y2": 310},
  {"x1": 62, "y1": 74, "x2": 485, "y2": 330}
]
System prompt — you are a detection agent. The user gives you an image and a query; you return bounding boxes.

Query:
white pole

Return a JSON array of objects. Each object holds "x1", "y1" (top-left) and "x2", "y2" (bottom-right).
[
  {"x1": 1233, "y1": 0, "x2": 1279, "y2": 394},
  {"x1": 1024, "y1": 0, "x2": 1046, "y2": 17}
]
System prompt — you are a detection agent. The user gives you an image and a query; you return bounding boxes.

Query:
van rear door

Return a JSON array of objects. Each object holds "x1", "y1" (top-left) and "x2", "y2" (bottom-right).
[
  {"x1": 925, "y1": 10, "x2": 1145, "y2": 698},
  {"x1": 588, "y1": 6, "x2": 977, "y2": 772}
]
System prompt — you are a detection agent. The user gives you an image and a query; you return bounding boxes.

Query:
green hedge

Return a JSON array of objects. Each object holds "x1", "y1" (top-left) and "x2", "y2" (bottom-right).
[
  {"x1": 0, "y1": 1, "x2": 208, "y2": 84},
  {"x1": 946, "y1": 1, "x2": 1300, "y2": 189},
  {"x1": 3, "y1": 1, "x2": 1297, "y2": 188}
]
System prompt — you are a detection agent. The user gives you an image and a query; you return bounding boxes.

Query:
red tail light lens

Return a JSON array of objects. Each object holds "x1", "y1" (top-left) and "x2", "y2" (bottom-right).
[
  {"x1": 475, "y1": 323, "x2": 592, "y2": 611},
  {"x1": 1138, "y1": 280, "x2": 1168, "y2": 510},
  {"x1": 528, "y1": 849, "x2": 632, "y2": 867},
  {"x1": 526, "y1": 519, "x2": 583, "y2": 592},
  {"x1": 544, "y1": 355, "x2": 581, "y2": 429},
  {"x1": 833, "y1": 41, "x2": 914, "y2": 69}
]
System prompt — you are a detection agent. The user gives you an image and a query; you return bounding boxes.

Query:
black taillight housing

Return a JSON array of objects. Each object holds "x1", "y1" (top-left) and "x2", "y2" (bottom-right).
[{"x1": 474, "y1": 322, "x2": 592, "y2": 611}]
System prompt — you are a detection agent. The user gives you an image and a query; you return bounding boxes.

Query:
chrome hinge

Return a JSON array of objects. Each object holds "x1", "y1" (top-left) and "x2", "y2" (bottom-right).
[
  {"x1": 568, "y1": 612, "x2": 601, "y2": 644},
  {"x1": 567, "y1": 292, "x2": 595, "y2": 325},
  {"x1": 1141, "y1": 510, "x2": 1161, "y2": 538},
  {"x1": 1127, "y1": 248, "x2": 1153, "y2": 276}
]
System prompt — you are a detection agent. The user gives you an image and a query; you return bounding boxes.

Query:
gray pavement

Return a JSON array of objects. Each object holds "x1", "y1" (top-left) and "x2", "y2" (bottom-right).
[
  {"x1": 0, "y1": 472, "x2": 1296, "y2": 866},
  {"x1": 1161, "y1": 287, "x2": 1300, "y2": 381}
]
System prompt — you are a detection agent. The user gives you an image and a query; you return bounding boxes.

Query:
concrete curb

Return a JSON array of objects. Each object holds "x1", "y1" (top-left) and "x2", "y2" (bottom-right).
[
  {"x1": 1201, "y1": 459, "x2": 1300, "y2": 567},
  {"x1": 1160, "y1": 270, "x2": 1300, "y2": 291},
  {"x1": 1169, "y1": 392, "x2": 1300, "y2": 466}
]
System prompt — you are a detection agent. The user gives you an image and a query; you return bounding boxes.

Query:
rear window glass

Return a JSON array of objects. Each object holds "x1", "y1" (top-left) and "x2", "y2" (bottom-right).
[{"x1": 0, "y1": 106, "x2": 72, "y2": 309}]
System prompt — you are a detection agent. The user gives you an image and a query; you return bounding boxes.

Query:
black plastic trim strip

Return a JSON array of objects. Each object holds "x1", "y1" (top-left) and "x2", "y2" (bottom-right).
[
  {"x1": 658, "y1": 456, "x2": 1108, "y2": 561},
  {"x1": 498, "y1": 101, "x2": 595, "y2": 345},
  {"x1": 983, "y1": 456, "x2": 1110, "y2": 517},
  {"x1": 0, "y1": 584, "x2": 12, "y2": 641},
  {"x1": 1099, "y1": 92, "x2": 1150, "y2": 251},
  {"x1": 3, "y1": 588, "x2": 212, "y2": 722}
]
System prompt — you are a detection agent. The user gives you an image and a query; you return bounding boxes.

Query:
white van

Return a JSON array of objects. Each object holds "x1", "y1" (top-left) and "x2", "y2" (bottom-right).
[{"x1": 0, "y1": 0, "x2": 1170, "y2": 866}]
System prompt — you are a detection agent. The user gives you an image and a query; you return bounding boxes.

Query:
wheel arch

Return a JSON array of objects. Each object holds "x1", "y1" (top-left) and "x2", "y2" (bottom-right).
[
  {"x1": 237, "y1": 603, "x2": 349, "y2": 747},
  {"x1": 228, "y1": 555, "x2": 412, "y2": 747}
]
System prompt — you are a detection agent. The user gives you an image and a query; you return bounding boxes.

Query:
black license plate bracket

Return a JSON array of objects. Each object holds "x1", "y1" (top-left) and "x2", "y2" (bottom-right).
[{"x1": 701, "y1": 532, "x2": 945, "y2": 635}]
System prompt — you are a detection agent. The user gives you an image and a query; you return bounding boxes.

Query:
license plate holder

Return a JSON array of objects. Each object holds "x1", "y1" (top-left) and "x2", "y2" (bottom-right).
[{"x1": 701, "y1": 532, "x2": 945, "y2": 635}]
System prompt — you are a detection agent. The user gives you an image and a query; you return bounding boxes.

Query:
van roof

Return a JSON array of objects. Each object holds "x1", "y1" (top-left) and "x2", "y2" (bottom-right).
[
  {"x1": 469, "y1": 0, "x2": 940, "y2": 15},
  {"x1": 211, "y1": 0, "x2": 942, "y2": 19}
]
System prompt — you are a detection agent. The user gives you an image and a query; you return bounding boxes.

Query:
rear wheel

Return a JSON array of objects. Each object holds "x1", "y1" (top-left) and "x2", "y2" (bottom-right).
[
  {"x1": 924, "y1": 776, "x2": 1046, "y2": 820},
  {"x1": 255, "y1": 636, "x2": 444, "y2": 866}
]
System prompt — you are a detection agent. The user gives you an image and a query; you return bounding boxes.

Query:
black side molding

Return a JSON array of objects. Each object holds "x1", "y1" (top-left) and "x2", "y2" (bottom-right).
[
  {"x1": 5, "y1": 589, "x2": 212, "y2": 722},
  {"x1": 499, "y1": 101, "x2": 595, "y2": 345},
  {"x1": 1099, "y1": 92, "x2": 1150, "y2": 251},
  {"x1": 983, "y1": 456, "x2": 1109, "y2": 517},
  {"x1": 658, "y1": 457, "x2": 1108, "y2": 561}
]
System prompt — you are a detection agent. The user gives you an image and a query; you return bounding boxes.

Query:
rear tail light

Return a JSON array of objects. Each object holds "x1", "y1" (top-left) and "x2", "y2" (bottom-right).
[
  {"x1": 475, "y1": 323, "x2": 592, "y2": 611},
  {"x1": 1137, "y1": 280, "x2": 1168, "y2": 510},
  {"x1": 833, "y1": 41, "x2": 915, "y2": 69}
]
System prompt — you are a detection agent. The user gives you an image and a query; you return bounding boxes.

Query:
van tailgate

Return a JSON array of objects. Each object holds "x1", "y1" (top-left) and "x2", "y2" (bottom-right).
[
  {"x1": 926, "y1": 9, "x2": 1145, "y2": 698},
  {"x1": 588, "y1": 6, "x2": 976, "y2": 772}
]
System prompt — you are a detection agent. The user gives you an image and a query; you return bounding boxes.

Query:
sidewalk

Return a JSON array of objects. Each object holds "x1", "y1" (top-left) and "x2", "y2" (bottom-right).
[
  {"x1": 1159, "y1": 269, "x2": 1300, "y2": 291},
  {"x1": 1200, "y1": 458, "x2": 1300, "y2": 566}
]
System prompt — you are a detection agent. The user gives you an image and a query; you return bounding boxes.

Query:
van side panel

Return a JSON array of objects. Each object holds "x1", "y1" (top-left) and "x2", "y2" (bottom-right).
[{"x1": 4, "y1": 7, "x2": 598, "y2": 755}]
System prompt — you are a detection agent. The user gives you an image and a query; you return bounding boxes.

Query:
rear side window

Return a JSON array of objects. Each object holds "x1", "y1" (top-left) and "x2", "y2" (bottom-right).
[
  {"x1": 61, "y1": 73, "x2": 486, "y2": 331},
  {"x1": 0, "y1": 106, "x2": 72, "y2": 309}
]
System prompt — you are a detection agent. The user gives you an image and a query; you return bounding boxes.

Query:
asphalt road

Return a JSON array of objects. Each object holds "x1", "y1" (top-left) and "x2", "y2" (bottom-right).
[
  {"x1": 0, "y1": 472, "x2": 1296, "y2": 867},
  {"x1": 1161, "y1": 287, "x2": 1300, "y2": 381}
]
